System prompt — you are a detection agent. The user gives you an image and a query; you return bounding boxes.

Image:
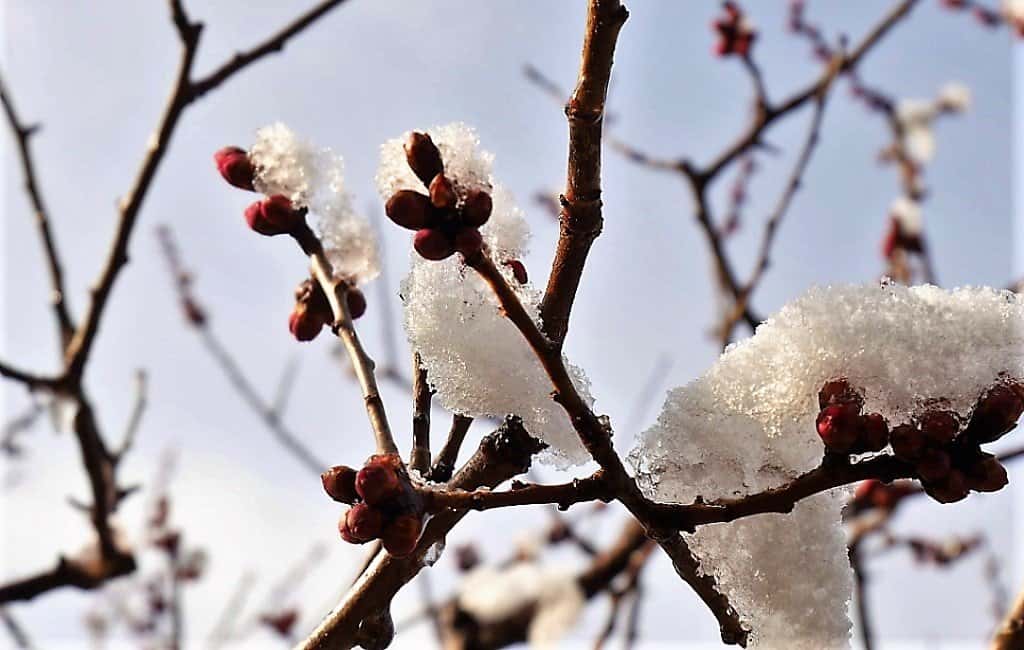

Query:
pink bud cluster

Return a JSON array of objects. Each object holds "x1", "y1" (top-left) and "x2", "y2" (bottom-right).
[
  {"x1": 385, "y1": 132, "x2": 493, "y2": 260},
  {"x1": 288, "y1": 278, "x2": 366, "y2": 342},
  {"x1": 713, "y1": 2, "x2": 757, "y2": 57},
  {"x1": 321, "y1": 455, "x2": 425, "y2": 557},
  {"x1": 816, "y1": 378, "x2": 1022, "y2": 503}
]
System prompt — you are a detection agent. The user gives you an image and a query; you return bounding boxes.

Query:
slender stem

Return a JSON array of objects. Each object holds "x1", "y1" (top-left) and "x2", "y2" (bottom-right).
[
  {"x1": 431, "y1": 415, "x2": 474, "y2": 482},
  {"x1": 540, "y1": 0, "x2": 629, "y2": 346},
  {"x1": 294, "y1": 225, "x2": 398, "y2": 455},
  {"x1": 410, "y1": 354, "x2": 433, "y2": 474}
]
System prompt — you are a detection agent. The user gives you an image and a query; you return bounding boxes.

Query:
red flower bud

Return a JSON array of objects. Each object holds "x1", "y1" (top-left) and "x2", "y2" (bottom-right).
[
  {"x1": 289, "y1": 304, "x2": 326, "y2": 342},
  {"x1": 818, "y1": 378, "x2": 863, "y2": 410},
  {"x1": 344, "y1": 503, "x2": 384, "y2": 542},
  {"x1": 857, "y1": 413, "x2": 889, "y2": 453},
  {"x1": 916, "y1": 449, "x2": 952, "y2": 483},
  {"x1": 454, "y1": 227, "x2": 483, "y2": 257},
  {"x1": 245, "y1": 195, "x2": 305, "y2": 236},
  {"x1": 816, "y1": 403, "x2": 860, "y2": 452},
  {"x1": 405, "y1": 132, "x2": 444, "y2": 187},
  {"x1": 919, "y1": 410, "x2": 959, "y2": 446},
  {"x1": 347, "y1": 288, "x2": 367, "y2": 320},
  {"x1": 504, "y1": 259, "x2": 528, "y2": 284},
  {"x1": 213, "y1": 146, "x2": 255, "y2": 191},
  {"x1": 964, "y1": 455, "x2": 1009, "y2": 493},
  {"x1": 322, "y1": 466, "x2": 359, "y2": 503},
  {"x1": 382, "y1": 514, "x2": 422, "y2": 557},
  {"x1": 413, "y1": 228, "x2": 456, "y2": 260},
  {"x1": 926, "y1": 469, "x2": 969, "y2": 504},
  {"x1": 964, "y1": 384, "x2": 1024, "y2": 444},
  {"x1": 355, "y1": 462, "x2": 403, "y2": 506},
  {"x1": 461, "y1": 189, "x2": 493, "y2": 228},
  {"x1": 385, "y1": 190, "x2": 433, "y2": 230},
  {"x1": 890, "y1": 424, "x2": 927, "y2": 461},
  {"x1": 429, "y1": 174, "x2": 457, "y2": 210}
]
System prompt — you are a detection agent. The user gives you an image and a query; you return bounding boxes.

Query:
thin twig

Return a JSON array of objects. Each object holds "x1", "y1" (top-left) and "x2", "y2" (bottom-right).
[
  {"x1": 410, "y1": 354, "x2": 433, "y2": 474},
  {"x1": 431, "y1": 415, "x2": 474, "y2": 483}
]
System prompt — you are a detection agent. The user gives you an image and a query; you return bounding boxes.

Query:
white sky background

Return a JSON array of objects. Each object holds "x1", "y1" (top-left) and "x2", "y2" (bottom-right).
[{"x1": 0, "y1": 1, "x2": 1018, "y2": 648}]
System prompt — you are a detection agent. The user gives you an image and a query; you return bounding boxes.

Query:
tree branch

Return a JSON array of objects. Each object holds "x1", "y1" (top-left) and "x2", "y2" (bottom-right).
[
  {"x1": 0, "y1": 72, "x2": 74, "y2": 344},
  {"x1": 540, "y1": 0, "x2": 629, "y2": 346}
]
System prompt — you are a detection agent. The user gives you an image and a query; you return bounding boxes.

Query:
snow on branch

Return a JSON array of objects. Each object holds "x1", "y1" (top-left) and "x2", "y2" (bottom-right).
[
  {"x1": 381, "y1": 123, "x2": 594, "y2": 466},
  {"x1": 629, "y1": 282, "x2": 1024, "y2": 649}
]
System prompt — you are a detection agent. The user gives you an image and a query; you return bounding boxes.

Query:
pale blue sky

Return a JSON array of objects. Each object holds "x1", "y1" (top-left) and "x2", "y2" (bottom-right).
[{"x1": 1, "y1": 1, "x2": 1018, "y2": 647}]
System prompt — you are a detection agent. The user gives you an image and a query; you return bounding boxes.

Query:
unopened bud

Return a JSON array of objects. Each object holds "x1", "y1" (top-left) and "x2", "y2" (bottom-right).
[
  {"x1": 919, "y1": 410, "x2": 959, "y2": 446},
  {"x1": 964, "y1": 455, "x2": 1009, "y2": 493},
  {"x1": 926, "y1": 469, "x2": 970, "y2": 504},
  {"x1": 289, "y1": 303, "x2": 326, "y2": 342},
  {"x1": 344, "y1": 503, "x2": 384, "y2": 543},
  {"x1": 964, "y1": 383, "x2": 1024, "y2": 444},
  {"x1": 385, "y1": 190, "x2": 433, "y2": 230},
  {"x1": 503, "y1": 259, "x2": 528, "y2": 284},
  {"x1": 890, "y1": 424, "x2": 926, "y2": 461},
  {"x1": 916, "y1": 449, "x2": 952, "y2": 483},
  {"x1": 461, "y1": 189, "x2": 493, "y2": 227},
  {"x1": 413, "y1": 228, "x2": 456, "y2": 261},
  {"x1": 857, "y1": 413, "x2": 890, "y2": 453},
  {"x1": 816, "y1": 403, "x2": 860, "y2": 452},
  {"x1": 322, "y1": 466, "x2": 359, "y2": 503},
  {"x1": 382, "y1": 514, "x2": 422, "y2": 557},
  {"x1": 245, "y1": 195, "x2": 305, "y2": 236},
  {"x1": 355, "y1": 462, "x2": 403, "y2": 506},
  {"x1": 405, "y1": 132, "x2": 444, "y2": 187},
  {"x1": 213, "y1": 146, "x2": 255, "y2": 191},
  {"x1": 347, "y1": 288, "x2": 367, "y2": 320}
]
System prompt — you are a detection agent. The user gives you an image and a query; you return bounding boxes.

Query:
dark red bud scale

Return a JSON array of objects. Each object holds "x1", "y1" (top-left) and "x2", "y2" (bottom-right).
[
  {"x1": 916, "y1": 449, "x2": 952, "y2": 483},
  {"x1": 346, "y1": 288, "x2": 367, "y2": 320},
  {"x1": 919, "y1": 410, "x2": 959, "y2": 446},
  {"x1": 413, "y1": 228, "x2": 456, "y2": 261},
  {"x1": 890, "y1": 424, "x2": 927, "y2": 461},
  {"x1": 504, "y1": 259, "x2": 528, "y2": 284},
  {"x1": 382, "y1": 514, "x2": 422, "y2": 557},
  {"x1": 213, "y1": 146, "x2": 256, "y2": 191},
  {"x1": 385, "y1": 190, "x2": 433, "y2": 230},
  {"x1": 461, "y1": 189, "x2": 493, "y2": 228},
  {"x1": 355, "y1": 462, "x2": 403, "y2": 506},
  {"x1": 289, "y1": 305, "x2": 325, "y2": 342},
  {"x1": 858, "y1": 413, "x2": 889, "y2": 453},
  {"x1": 405, "y1": 132, "x2": 444, "y2": 187},
  {"x1": 816, "y1": 403, "x2": 860, "y2": 452},
  {"x1": 964, "y1": 384, "x2": 1024, "y2": 444},
  {"x1": 322, "y1": 466, "x2": 359, "y2": 503},
  {"x1": 964, "y1": 455, "x2": 1009, "y2": 493},
  {"x1": 926, "y1": 469, "x2": 970, "y2": 504},
  {"x1": 245, "y1": 195, "x2": 305, "y2": 236},
  {"x1": 345, "y1": 503, "x2": 384, "y2": 542},
  {"x1": 818, "y1": 378, "x2": 863, "y2": 410}
]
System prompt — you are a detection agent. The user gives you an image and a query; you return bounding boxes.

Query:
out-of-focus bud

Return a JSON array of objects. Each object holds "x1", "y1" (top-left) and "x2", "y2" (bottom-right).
[
  {"x1": 213, "y1": 146, "x2": 255, "y2": 191},
  {"x1": 385, "y1": 190, "x2": 433, "y2": 230},
  {"x1": 413, "y1": 228, "x2": 456, "y2": 261},
  {"x1": 461, "y1": 189, "x2": 493, "y2": 227},
  {"x1": 245, "y1": 195, "x2": 305, "y2": 236},
  {"x1": 322, "y1": 466, "x2": 359, "y2": 503}
]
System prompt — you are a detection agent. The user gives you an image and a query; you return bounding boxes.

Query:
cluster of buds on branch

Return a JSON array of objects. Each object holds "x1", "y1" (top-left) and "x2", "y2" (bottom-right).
[
  {"x1": 213, "y1": 146, "x2": 368, "y2": 339},
  {"x1": 713, "y1": 2, "x2": 757, "y2": 57},
  {"x1": 385, "y1": 132, "x2": 493, "y2": 260},
  {"x1": 322, "y1": 455, "x2": 425, "y2": 557},
  {"x1": 817, "y1": 378, "x2": 1023, "y2": 503},
  {"x1": 289, "y1": 278, "x2": 365, "y2": 342}
]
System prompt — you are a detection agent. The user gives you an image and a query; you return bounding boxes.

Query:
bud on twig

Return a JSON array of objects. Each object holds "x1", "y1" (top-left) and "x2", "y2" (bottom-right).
[
  {"x1": 322, "y1": 466, "x2": 359, "y2": 503},
  {"x1": 405, "y1": 132, "x2": 444, "y2": 187},
  {"x1": 213, "y1": 146, "x2": 255, "y2": 191},
  {"x1": 245, "y1": 195, "x2": 305, "y2": 236}
]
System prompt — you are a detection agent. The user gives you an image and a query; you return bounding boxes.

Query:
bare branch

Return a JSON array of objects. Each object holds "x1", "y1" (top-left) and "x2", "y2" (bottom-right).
[
  {"x1": 0, "y1": 72, "x2": 74, "y2": 343},
  {"x1": 410, "y1": 354, "x2": 433, "y2": 474},
  {"x1": 431, "y1": 415, "x2": 474, "y2": 482},
  {"x1": 292, "y1": 225, "x2": 398, "y2": 456},
  {"x1": 992, "y1": 586, "x2": 1024, "y2": 649},
  {"x1": 540, "y1": 0, "x2": 629, "y2": 346}
]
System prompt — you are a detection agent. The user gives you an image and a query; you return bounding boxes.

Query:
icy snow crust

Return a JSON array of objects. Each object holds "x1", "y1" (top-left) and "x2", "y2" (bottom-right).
[
  {"x1": 629, "y1": 283, "x2": 1024, "y2": 649},
  {"x1": 249, "y1": 123, "x2": 380, "y2": 283},
  {"x1": 384, "y1": 123, "x2": 592, "y2": 466}
]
